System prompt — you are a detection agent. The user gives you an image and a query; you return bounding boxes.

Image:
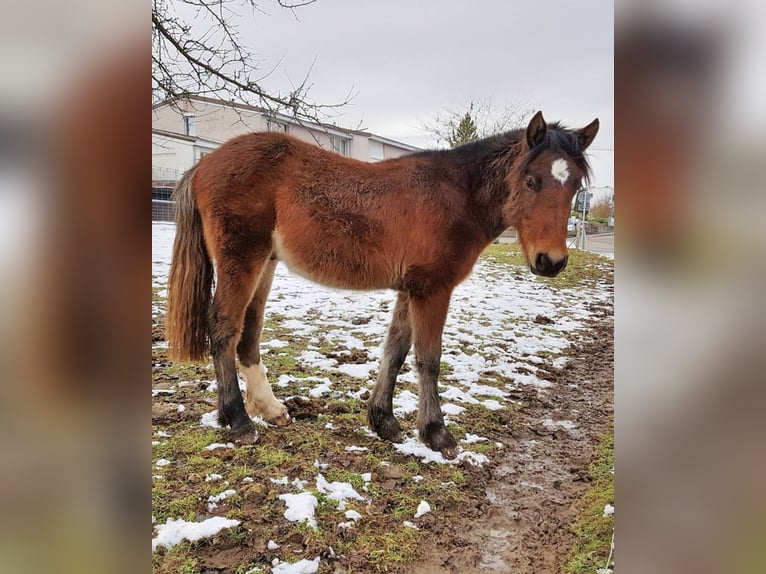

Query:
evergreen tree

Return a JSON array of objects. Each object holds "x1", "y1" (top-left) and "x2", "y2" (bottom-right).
[{"x1": 447, "y1": 110, "x2": 480, "y2": 147}]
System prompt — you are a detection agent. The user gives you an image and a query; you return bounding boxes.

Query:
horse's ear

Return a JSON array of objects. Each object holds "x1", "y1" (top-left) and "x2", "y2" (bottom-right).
[
  {"x1": 526, "y1": 111, "x2": 547, "y2": 149},
  {"x1": 577, "y1": 118, "x2": 599, "y2": 150}
]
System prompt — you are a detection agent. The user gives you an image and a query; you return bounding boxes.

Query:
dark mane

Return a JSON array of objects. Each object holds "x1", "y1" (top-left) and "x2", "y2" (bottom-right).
[
  {"x1": 521, "y1": 122, "x2": 593, "y2": 185},
  {"x1": 411, "y1": 122, "x2": 593, "y2": 193}
]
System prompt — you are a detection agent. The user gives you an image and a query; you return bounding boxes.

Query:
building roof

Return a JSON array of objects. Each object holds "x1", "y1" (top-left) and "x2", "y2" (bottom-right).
[
  {"x1": 152, "y1": 128, "x2": 222, "y2": 147},
  {"x1": 153, "y1": 95, "x2": 420, "y2": 151}
]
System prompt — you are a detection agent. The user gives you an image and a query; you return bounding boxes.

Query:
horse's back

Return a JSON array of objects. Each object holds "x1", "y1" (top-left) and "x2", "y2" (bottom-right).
[{"x1": 191, "y1": 131, "x2": 478, "y2": 292}]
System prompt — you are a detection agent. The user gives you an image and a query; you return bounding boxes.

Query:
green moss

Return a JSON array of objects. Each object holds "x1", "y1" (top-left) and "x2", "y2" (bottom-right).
[
  {"x1": 358, "y1": 526, "x2": 420, "y2": 571},
  {"x1": 325, "y1": 469, "x2": 366, "y2": 490},
  {"x1": 253, "y1": 446, "x2": 291, "y2": 468},
  {"x1": 449, "y1": 470, "x2": 466, "y2": 485},
  {"x1": 152, "y1": 543, "x2": 201, "y2": 574},
  {"x1": 401, "y1": 460, "x2": 421, "y2": 477},
  {"x1": 566, "y1": 430, "x2": 614, "y2": 573},
  {"x1": 226, "y1": 465, "x2": 253, "y2": 483}
]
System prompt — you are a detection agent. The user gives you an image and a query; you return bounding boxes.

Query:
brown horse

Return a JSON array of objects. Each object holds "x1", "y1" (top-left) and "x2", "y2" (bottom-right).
[{"x1": 165, "y1": 111, "x2": 598, "y2": 456}]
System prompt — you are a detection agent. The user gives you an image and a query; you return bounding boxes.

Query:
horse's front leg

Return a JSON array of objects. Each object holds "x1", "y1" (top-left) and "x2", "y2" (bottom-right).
[
  {"x1": 368, "y1": 292, "x2": 412, "y2": 441},
  {"x1": 410, "y1": 289, "x2": 457, "y2": 458}
]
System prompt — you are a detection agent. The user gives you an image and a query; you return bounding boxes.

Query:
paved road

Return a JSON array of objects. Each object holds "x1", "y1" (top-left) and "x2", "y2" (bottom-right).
[
  {"x1": 501, "y1": 232, "x2": 615, "y2": 257},
  {"x1": 577, "y1": 232, "x2": 614, "y2": 257}
]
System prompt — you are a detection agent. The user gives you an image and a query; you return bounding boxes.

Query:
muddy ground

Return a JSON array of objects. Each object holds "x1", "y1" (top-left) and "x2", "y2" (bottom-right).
[
  {"x1": 152, "y1": 233, "x2": 614, "y2": 574},
  {"x1": 411, "y1": 305, "x2": 613, "y2": 573}
]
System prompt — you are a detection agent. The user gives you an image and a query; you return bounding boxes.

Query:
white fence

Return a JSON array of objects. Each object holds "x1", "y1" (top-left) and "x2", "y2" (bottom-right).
[{"x1": 152, "y1": 167, "x2": 182, "y2": 222}]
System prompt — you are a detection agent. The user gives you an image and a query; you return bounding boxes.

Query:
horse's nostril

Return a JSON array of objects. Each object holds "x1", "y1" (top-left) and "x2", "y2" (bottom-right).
[
  {"x1": 553, "y1": 255, "x2": 568, "y2": 274},
  {"x1": 535, "y1": 253, "x2": 547, "y2": 270}
]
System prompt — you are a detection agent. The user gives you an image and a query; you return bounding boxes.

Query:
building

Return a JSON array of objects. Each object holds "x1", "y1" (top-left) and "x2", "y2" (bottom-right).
[{"x1": 152, "y1": 95, "x2": 421, "y2": 221}]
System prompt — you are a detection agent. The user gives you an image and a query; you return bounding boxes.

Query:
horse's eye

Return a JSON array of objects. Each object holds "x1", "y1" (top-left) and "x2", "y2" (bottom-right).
[{"x1": 525, "y1": 176, "x2": 537, "y2": 191}]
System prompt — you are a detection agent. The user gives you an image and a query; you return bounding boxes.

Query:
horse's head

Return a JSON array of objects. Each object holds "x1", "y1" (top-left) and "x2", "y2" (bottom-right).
[{"x1": 503, "y1": 111, "x2": 599, "y2": 277}]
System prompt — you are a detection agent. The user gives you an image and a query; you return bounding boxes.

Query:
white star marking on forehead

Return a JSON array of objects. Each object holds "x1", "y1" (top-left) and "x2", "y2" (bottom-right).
[{"x1": 551, "y1": 158, "x2": 570, "y2": 185}]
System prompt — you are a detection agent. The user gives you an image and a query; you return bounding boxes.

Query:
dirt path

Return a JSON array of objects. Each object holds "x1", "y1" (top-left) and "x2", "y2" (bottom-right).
[{"x1": 412, "y1": 301, "x2": 614, "y2": 573}]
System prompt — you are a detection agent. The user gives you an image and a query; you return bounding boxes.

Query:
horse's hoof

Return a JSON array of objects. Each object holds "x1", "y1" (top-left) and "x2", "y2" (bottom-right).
[
  {"x1": 369, "y1": 410, "x2": 401, "y2": 442},
  {"x1": 229, "y1": 416, "x2": 255, "y2": 436},
  {"x1": 267, "y1": 406, "x2": 291, "y2": 427},
  {"x1": 421, "y1": 422, "x2": 457, "y2": 458}
]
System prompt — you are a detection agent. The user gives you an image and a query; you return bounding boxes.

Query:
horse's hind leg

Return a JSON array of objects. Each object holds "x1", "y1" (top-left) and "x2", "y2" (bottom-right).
[
  {"x1": 236, "y1": 257, "x2": 289, "y2": 426},
  {"x1": 409, "y1": 289, "x2": 457, "y2": 458},
  {"x1": 209, "y1": 257, "x2": 269, "y2": 435},
  {"x1": 368, "y1": 292, "x2": 412, "y2": 441}
]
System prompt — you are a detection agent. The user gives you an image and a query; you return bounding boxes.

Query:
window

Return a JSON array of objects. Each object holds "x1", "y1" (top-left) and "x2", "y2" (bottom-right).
[
  {"x1": 267, "y1": 120, "x2": 289, "y2": 133},
  {"x1": 330, "y1": 135, "x2": 350, "y2": 157},
  {"x1": 183, "y1": 115, "x2": 195, "y2": 136},
  {"x1": 369, "y1": 140, "x2": 384, "y2": 162}
]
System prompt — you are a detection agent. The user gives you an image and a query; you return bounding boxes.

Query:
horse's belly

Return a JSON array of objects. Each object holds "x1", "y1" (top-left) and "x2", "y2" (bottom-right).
[{"x1": 272, "y1": 229, "x2": 394, "y2": 290}]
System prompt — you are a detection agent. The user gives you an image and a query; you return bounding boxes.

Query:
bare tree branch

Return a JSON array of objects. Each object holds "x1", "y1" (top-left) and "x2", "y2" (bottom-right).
[
  {"x1": 152, "y1": 0, "x2": 352, "y2": 123},
  {"x1": 420, "y1": 98, "x2": 534, "y2": 147}
]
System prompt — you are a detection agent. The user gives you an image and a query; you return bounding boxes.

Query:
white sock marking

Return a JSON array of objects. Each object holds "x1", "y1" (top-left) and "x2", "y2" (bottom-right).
[{"x1": 241, "y1": 361, "x2": 288, "y2": 422}]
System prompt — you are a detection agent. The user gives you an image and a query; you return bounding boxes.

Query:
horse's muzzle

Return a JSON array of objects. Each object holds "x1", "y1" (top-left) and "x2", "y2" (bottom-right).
[{"x1": 531, "y1": 253, "x2": 568, "y2": 277}]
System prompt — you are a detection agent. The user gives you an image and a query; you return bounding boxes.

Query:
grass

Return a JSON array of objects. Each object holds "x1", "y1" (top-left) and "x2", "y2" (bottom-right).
[
  {"x1": 480, "y1": 242, "x2": 612, "y2": 289},
  {"x1": 358, "y1": 527, "x2": 420, "y2": 571},
  {"x1": 566, "y1": 430, "x2": 615, "y2": 573},
  {"x1": 152, "y1": 241, "x2": 614, "y2": 574}
]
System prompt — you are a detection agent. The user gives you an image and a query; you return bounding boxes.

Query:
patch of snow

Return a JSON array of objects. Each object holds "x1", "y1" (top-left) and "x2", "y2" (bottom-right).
[
  {"x1": 155, "y1": 430, "x2": 172, "y2": 438},
  {"x1": 335, "y1": 362, "x2": 376, "y2": 379},
  {"x1": 152, "y1": 516, "x2": 240, "y2": 552},
  {"x1": 278, "y1": 492, "x2": 318, "y2": 527},
  {"x1": 542, "y1": 418, "x2": 576, "y2": 430},
  {"x1": 207, "y1": 489, "x2": 236, "y2": 511},
  {"x1": 457, "y1": 450, "x2": 490, "y2": 466},
  {"x1": 392, "y1": 389, "x2": 419, "y2": 416},
  {"x1": 267, "y1": 539, "x2": 280, "y2": 550},
  {"x1": 392, "y1": 435, "x2": 489, "y2": 466},
  {"x1": 324, "y1": 422, "x2": 334, "y2": 429},
  {"x1": 414, "y1": 500, "x2": 431, "y2": 518},
  {"x1": 263, "y1": 339, "x2": 289, "y2": 348},
  {"x1": 482, "y1": 399, "x2": 504, "y2": 411},
  {"x1": 155, "y1": 459, "x2": 171, "y2": 467},
  {"x1": 271, "y1": 557, "x2": 320, "y2": 574},
  {"x1": 299, "y1": 350, "x2": 336, "y2": 370},
  {"x1": 440, "y1": 385, "x2": 480, "y2": 404},
  {"x1": 461, "y1": 433, "x2": 489, "y2": 444},
  {"x1": 603, "y1": 503, "x2": 614, "y2": 517},
  {"x1": 344, "y1": 446, "x2": 368, "y2": 452},
  {"x1": 316, "y1": 474, "x2": 365, "y2": 510},
  {"x1": 345, "y1": 509, "x2": 362, "y2": 521},
  {"x1": 467, "y1": 383, "x2": 506, "y2": 398},
  {"x1": 270, "y1": 476, "x2": 289, "y2": 486},
  {"x1": 205, "y1": 473, "x2": 223, "y2": 482},
  {"x1": 403, "y1": 520, "x2": 419, "y2": 530},
  {"x1": 177, "y1": 404, "x2": 186, "y2": 412},
  {"x1": 200, "y1": 410, "x2": 220, "y2": 428},
  {"x1": 441, "y1": 403, "x2": 465, "y2": 416},
  {"x1": 307, "y1": 377, "x2": 333, "y2": 398},
  {"x1": 358, "y1": 426, "x2": 380, "y2": 439},
  {"x1": 360, "y1": 473, "x2": 372, "y2": 483},
  {"x1": 242, "y1": 477, "x2": 254, "y2": 483},
  {"x1": 204, "y1": 442, "x2": 234, "y2": 451}
]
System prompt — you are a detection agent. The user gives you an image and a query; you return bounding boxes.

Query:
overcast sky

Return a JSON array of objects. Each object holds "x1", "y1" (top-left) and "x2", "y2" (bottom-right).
[{"x1": 193, "y1": 1, "x2": 613, "y2": 189}]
